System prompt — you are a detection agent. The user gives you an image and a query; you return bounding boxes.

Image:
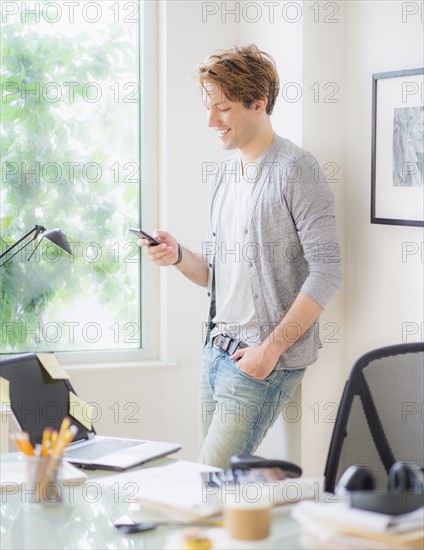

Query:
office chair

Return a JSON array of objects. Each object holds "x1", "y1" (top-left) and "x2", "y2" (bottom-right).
[{"x1": 324, "y1": 342, "x2": 424, "y2": 494}]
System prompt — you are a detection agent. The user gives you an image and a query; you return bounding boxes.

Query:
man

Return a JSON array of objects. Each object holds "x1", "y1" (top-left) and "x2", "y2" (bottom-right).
[{"x1": 139, "y1": 44, "x2": 342, "y2": 468}]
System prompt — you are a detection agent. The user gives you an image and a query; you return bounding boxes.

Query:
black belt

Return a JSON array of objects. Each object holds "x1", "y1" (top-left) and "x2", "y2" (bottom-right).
[{"x1": 212, "y1": 334, "x2": 248, "y2": 356}]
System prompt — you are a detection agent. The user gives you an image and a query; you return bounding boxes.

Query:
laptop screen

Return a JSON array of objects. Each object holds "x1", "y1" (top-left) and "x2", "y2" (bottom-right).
[{"x1": 0, "y1": 353, "x2": 93, "y2": 446}]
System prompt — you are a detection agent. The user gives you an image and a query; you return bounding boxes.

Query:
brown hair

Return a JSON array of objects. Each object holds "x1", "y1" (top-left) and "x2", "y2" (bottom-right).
[{"x1": 196, "y1": 44, "x2": 280, "y2": 115}]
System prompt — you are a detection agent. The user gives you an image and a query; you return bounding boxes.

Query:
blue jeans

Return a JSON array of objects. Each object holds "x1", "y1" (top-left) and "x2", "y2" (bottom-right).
[{"x1": 198, "y1": 341, "x2": 305, "y2": 468}]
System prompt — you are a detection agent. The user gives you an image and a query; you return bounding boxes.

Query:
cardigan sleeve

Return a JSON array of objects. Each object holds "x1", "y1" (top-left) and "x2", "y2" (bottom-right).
[{"x1": 283, "y1": 152, "x2": 343, "y2": 308}]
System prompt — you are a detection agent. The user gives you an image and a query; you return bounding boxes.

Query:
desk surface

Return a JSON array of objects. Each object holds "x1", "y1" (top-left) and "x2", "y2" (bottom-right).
[{"x1": 1, "y1": 457, "x2": 304, "y2": 550}]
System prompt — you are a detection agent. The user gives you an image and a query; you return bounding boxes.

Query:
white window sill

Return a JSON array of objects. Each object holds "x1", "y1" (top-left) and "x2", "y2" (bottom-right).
[{"x1": 64, "y1": 360, "x2": 178, "y2": 374}]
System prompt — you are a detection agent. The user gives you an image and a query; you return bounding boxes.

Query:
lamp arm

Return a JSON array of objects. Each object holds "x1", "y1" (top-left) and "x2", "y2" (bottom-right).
[
  {"x1": 0, "y1": 225, "x2": 45, "y2": 265},
  {"x1": 27, "y1": 235, "x2": 45, "y2": 262}
]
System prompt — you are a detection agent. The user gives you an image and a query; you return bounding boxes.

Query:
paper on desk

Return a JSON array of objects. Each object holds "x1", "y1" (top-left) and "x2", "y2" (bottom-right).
[
  {"x1": 95, "y1": 459, "x2": 220, "y2": 490},
  {"x1": 300, "y1": 526, "x2": 424, "y2": 550},
  {"x1": 293, "y1": 500, "x2": 424, "y2": 534},
  {"x1": 133, "y1": 482, "x2": 222, "y2": 520},
  {"x1": 95, "y1": 459, "x2": 221, "y2": 520},
  {"x1": 0, "y1": 453, "x2": 87, "y2": 491}
]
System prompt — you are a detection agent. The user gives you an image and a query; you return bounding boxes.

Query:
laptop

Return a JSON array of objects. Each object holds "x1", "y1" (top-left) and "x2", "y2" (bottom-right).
[{"x1": 0, "y1": 353, "x2": 181, "y2": 470}]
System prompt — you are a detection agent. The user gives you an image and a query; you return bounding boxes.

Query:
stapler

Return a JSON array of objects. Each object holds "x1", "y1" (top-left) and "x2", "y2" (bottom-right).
[{"x1": 230, "y1": 452, "x2": 302, "y2": 479}]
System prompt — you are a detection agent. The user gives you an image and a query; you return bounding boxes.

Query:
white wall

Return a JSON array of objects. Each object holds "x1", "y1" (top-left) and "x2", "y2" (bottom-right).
[
  {"x1": 345, "y1": 0, "x2": 424, "y2": 365},
  {"x1": 299, "y1": 0, "x2": 347, "y2": 476},
  {"x1": 69, "y1": 0, "x2": 423, "y2": 475}
]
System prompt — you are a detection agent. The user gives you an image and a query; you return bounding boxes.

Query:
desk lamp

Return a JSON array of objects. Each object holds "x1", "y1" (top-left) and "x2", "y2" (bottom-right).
[{"x1": 0, "y1": 225, "x2": 72, "y2": 267}]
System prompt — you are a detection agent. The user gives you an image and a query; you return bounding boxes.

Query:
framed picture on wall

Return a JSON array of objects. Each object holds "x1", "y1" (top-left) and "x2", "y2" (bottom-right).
[{"x1": 371, "y1": 67, "x2": 424, "y2": 227}]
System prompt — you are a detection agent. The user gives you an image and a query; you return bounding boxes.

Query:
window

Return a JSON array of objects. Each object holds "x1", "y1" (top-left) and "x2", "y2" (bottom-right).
[{"x1": 0, "y1": 1, "x2": 157, "y2": 360}]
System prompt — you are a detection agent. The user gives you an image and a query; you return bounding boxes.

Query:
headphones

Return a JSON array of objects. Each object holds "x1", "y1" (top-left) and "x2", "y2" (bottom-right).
[{"x1": 337, "y1": 462, "x2": 424, "y2": 515}]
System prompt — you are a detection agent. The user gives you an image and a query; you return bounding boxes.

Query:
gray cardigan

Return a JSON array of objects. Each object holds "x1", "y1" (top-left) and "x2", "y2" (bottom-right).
[{"x1": 204, "y1": 134, "x2": 343, "y2": 369}]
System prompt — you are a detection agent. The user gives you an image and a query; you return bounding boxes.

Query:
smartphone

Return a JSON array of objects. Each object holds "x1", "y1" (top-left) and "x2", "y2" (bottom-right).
[{"x1": 129, "y1": 228, "x2": 161, "y2": 246}]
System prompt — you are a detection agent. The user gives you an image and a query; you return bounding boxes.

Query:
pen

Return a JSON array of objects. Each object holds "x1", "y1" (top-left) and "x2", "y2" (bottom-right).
[
  {"x1": 114, "y1": 520, "x2": 224, "y2": 534},
  {"x1": 152, "y1": 520, "x2": 224, "y2": 527},
  {"x1": 148, "y1": 520, "x2": 224, "y2": 528}
]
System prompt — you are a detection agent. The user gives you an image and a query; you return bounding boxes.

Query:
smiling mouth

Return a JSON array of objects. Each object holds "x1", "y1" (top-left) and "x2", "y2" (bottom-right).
[{"x1": 216, "y1": 128, "x2": 230, "y2": 138}]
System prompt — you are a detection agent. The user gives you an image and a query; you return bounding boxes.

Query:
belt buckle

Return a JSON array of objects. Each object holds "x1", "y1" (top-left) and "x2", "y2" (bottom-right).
[
  {"x1": 213, "y1": 334, "x2": 246, "y2": 355},
  {"x1": 227, "y1": 339, "x2": 239, "y2": 356},
  {"x1": 221, "y1": 334, "x2": 233, "y2": 353},
  {"x1": 213, "y1": 334, "x2": 225, "y2": 351},
  {"x1": 214, "y1": 334, "x2": 233, "y2": 353}
]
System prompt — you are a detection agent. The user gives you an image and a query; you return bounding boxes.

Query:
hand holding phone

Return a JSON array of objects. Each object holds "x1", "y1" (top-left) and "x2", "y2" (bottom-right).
[{"x1": 129, "y1": 228, "x2": 161, "y2": 246}]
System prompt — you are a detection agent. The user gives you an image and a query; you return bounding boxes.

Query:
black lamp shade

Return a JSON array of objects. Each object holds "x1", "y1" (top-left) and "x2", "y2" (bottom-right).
[{"x1": 42, "y1": 229, "x2": 72, "y2": 255}]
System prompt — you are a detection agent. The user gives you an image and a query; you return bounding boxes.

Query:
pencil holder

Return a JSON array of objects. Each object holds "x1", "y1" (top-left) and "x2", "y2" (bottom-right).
[{"x1": 25, "y1": 456, "x2": 63, "y2": 505}]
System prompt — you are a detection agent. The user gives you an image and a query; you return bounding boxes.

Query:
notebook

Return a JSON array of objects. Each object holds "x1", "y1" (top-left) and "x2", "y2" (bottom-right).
[{"x1": 0, "y1": 353, "x2": 181, "y2": 470}]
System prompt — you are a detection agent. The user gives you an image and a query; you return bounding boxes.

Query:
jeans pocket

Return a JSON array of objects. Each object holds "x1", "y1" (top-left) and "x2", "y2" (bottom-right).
[
  {"x1": 230, "y1": 360, "x2": 278, "y2": 387},
  {"x1": 280, "y1": 368, "x2": 305, "y2": 397}
]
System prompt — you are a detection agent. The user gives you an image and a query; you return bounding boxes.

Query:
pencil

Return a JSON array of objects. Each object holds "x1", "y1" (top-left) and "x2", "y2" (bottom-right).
[
  {"x1": 41, "y1": 428, "x2": 52, "y2": 458},
  {"x1": 52, "y1": 425, "x2": 78, "y2": 458},
  {"x1": 53, "y1": 416, "x2": 71, "y2": 458},
  {"x1": 16, "y1": 432, "x2": 35, "y2": 456},
  {"x1": 10, "y1": 433, "x2": 26, "y2": 454},
  {"x1": 55, "y1": 417, "x2": 71, "y2": 451},
  {"x1": 39, "y1": 425, "x2": 76, "y2": 490}
]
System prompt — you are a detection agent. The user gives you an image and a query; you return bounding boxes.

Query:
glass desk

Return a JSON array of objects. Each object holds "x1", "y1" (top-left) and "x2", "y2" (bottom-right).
[{"x1": 0, "y1": 457, "x2": 304, "y2": 550}]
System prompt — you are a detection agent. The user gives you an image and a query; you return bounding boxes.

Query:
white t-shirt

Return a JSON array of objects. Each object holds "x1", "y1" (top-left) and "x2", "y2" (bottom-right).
[{"x1": 211, "y1": 158, "x2": 262, "y2": 346}]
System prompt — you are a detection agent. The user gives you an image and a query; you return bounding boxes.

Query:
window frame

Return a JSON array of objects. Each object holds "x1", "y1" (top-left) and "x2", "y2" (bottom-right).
[{"x1": 57, "y1": 0, "x2": 161, "y2": 368}]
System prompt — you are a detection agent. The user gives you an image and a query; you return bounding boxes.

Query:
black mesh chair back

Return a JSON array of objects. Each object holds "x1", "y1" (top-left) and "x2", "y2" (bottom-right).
[{"x1": 324, "y1": 342, "x2": 424, "y2": 493}]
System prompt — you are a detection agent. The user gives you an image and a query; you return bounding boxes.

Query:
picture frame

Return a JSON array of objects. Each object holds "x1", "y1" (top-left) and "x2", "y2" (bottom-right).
[{"x1": 371, "y1": 68, "x2": 424, "y2": 227}]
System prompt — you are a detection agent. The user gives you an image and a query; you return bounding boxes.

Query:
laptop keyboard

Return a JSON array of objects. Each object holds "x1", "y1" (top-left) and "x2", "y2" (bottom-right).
[{"x1": 65, "y1": 438, "x2": 142, "y2": 460}]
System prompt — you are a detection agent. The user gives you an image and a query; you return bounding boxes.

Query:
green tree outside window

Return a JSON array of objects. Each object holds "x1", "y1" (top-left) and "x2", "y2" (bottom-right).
[{"x1": 1, "y1": 0, "x2": 141, "y2": 352}]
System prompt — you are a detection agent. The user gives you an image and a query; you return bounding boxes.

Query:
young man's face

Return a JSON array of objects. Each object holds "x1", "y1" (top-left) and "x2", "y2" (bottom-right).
[{"x1": 202, "y1": 82, "x2": 262, "y2": 153}]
